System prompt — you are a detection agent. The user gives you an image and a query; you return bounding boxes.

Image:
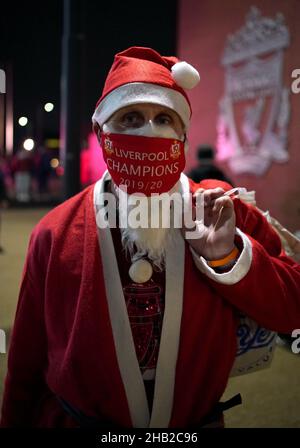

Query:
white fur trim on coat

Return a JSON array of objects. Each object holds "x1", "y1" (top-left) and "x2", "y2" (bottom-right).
[{"x1": 190, "y1": 228, "x2": 253, "y2": 285}]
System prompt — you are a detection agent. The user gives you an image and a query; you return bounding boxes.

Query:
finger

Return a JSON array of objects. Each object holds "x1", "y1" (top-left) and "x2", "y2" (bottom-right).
[
  {"x1": 201, "y1": 196, "x2": 231, "y2": 223},
  {"x1": 193, "y1": 188, "x2": 205, "y2": 197},
  {"x1": 213, "y1": 198, "x2": 235, "y2": 231},
  {"x1": 212, "y1": 196, "x2": 234, "y2": 214},
  {"x1": 202, "y1": 188, "x2": 225, "y2": 207},
  {"x1": 203, "y1": 188, "x2": 225, "y2": 198}
]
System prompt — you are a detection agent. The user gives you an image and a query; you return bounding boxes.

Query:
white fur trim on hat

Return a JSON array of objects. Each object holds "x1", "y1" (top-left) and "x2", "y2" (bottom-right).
[
  {"x1": 171, "y1": 62, "x2": 200, "y2": 89},
  {"x1": 92, "y1": 82, "x2": 191, "y2": 129}
]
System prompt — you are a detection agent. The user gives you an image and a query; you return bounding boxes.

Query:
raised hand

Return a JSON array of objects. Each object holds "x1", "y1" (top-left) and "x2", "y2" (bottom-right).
[{"x1": 183, "y1": 188, "x2": 236, "y2": 261}]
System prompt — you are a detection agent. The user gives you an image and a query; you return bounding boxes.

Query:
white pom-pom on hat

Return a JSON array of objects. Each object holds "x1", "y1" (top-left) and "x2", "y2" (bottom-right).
[{"x1": 171, "y1": 61, "x2": 200, "y2": 89}]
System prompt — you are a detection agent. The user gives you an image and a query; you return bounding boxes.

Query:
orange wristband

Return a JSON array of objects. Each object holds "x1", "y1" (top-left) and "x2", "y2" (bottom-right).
[{"x1": 207, "y1": 246, "x2": 239, "y2": 268}]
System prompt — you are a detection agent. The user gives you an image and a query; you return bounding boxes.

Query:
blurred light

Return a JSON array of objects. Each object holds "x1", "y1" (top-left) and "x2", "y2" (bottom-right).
[
  {"x1": 6, "y1": 115, "x2": 13, "y2": 155},
  {"x1": 50, "y1": 158, "x2": 59, "y2": 168},
  {"x1": 56, "y1": 166, "x2": 64, "y2": 176},
  {"x1": 18, "y1": 116, "x2": 28, "y2": 126},
  {"x1": 23, "y1": 138, "x2": 35, "y2": 151},
  {"x1": 44, "y1": 102, "x2": 54, "y2": 112},
  {"x1": 46, "y1": 138, "x2": 60, "y2": 149}
]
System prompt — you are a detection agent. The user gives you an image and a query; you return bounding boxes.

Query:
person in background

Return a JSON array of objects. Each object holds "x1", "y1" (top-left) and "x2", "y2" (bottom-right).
[
  {"x1": 0, "y1": 156, "x2": 8, "y2": 253},
  {"x1": 188, "y1": 144, "x2": 232, "y2": 185},
  {"x1": 33, "y1": 146, "x2": 52, "y2": 201},
  {"x1": 11, "y1": 149, "x2": 33, "y2": 203}
]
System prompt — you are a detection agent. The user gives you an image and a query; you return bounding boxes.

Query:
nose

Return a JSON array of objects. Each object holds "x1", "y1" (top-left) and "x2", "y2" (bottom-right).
[{"x1": 147, "y1": 120, "x2": 161, "y2": 134}]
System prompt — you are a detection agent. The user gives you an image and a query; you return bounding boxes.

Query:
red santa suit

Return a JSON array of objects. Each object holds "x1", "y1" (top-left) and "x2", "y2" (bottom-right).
[{"x1": 1, "y1": 171, "x2": 300, "y2": 428}]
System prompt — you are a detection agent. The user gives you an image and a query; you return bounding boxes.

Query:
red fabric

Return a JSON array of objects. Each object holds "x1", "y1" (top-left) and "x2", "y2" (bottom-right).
[
  {"x1": 101, "y1": 133, "x2": 185, "y2": 195},
  {"x1": 95, "y1": 47, "x2": 191, "y2": 110},
  {"x1": 11, "y1": 157, "x2": 33, "y2": 173},
  {"x1": 1, "y1": 179, "x2": 300, "y2": 428}
]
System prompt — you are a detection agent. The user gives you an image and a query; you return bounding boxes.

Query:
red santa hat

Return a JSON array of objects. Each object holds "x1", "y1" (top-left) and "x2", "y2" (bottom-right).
[{"x1": 92, "y1": 46, "x2": 200, "y2": 130}]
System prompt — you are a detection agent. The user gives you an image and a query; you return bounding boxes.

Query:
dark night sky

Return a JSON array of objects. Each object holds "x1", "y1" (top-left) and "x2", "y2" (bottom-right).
[{"x1": 0, "y1": 0, "x2": 177, "y2": 149}]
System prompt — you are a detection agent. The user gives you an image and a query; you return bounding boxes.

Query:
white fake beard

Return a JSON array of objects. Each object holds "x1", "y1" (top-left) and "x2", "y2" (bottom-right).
[
  {"x1": 103, "y1": 121, "x2": 185, "y2": 270},
  {"x1": 116, "y1": 183, "x2": 180, "y2": 270}
]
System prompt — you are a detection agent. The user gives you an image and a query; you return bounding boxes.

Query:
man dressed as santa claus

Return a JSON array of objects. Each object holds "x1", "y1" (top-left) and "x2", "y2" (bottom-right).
[{"x1": 1, "y1": 47, "x2": 300, "y2": 428}]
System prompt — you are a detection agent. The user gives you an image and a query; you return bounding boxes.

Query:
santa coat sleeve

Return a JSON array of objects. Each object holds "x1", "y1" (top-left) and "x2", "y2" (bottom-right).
[
  {"x1": 191, "y1": 194, "x2": 300, "y2": 334},
  {"x1": 0, "y1": 225, "x2": 50, "y2": 427}
]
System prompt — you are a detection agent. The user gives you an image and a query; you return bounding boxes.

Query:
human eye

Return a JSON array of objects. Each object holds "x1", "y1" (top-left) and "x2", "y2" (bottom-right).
[
  {"x1": 120, "y1": 111, "x2": 144, "y2": 128},
  {"x1": 155, "y1": 113, "x2": 173, "y2": 126}
]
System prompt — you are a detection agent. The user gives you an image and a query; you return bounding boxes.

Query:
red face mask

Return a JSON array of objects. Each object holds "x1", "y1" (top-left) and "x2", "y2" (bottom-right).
[{"x1": 101, "y1": 133, "x2": 185, "y2": 195}]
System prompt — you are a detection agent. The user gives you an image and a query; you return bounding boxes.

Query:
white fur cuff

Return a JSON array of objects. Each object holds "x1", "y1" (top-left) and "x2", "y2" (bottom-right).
[{"x1": 190, "y1": 228, "x2": 253, "y2": 285}]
